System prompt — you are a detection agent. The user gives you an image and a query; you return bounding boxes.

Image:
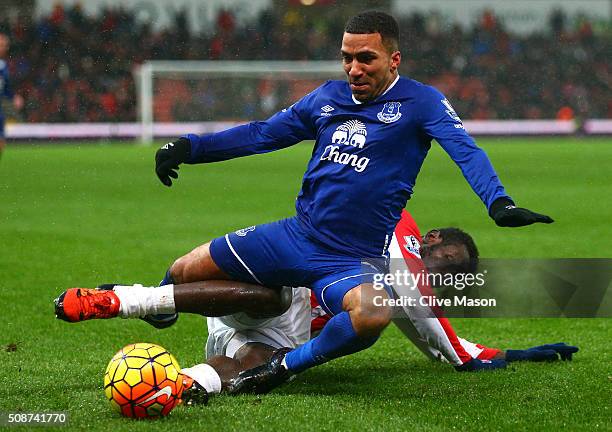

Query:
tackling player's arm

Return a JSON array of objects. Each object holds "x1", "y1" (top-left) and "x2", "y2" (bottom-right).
[
  {"x1": 155, "y1": 88, "x2": 320, "y2": 186},
  {"x1": 418, "y1": 86, "x2": 553, "y2": 228},
  {"x1": 457, "y1": 337, "x2": 578, "y2": 362}
]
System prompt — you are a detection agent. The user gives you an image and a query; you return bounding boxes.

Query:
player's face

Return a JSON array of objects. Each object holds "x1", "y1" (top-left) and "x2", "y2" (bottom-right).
[
  {"x1": 341, "y1": 32, "x2": 401, "y2": 103},
  {"x1": 421, "y1": 230, "x2": 469, "y2": 275}
]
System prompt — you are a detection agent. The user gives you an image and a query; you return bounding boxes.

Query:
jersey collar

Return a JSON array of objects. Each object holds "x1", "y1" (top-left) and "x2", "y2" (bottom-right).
[{"x1": 351, "y1": 74, "x2": 400, "y2": 105}]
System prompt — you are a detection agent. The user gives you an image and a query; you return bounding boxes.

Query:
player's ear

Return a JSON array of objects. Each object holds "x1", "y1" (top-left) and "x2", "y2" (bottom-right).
[
  {"x1": 390, "y1": 50, "x2": 401, "y2": 72},
  {"x1": 424, "y1": 229, "x2": 442, "y2": 245}
]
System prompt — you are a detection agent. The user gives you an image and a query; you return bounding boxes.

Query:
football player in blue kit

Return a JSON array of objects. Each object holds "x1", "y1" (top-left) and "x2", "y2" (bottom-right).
[
  {"x1": 0, "y1": 33, "x2": 23, "y2": 159},
  {"x1": 55, "y1": 11, "x2": 553, "y2": 393}
]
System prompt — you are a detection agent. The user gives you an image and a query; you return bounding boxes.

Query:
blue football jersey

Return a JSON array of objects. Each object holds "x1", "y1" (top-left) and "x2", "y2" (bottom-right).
[{"x1": 184, "y1": 76, "x2": 510, "y2": 257}]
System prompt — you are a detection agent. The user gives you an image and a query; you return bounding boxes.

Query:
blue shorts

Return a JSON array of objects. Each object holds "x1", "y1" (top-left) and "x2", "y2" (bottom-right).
[{"x1": 210, "y1": 217, "x2": 385, "y2": 315}]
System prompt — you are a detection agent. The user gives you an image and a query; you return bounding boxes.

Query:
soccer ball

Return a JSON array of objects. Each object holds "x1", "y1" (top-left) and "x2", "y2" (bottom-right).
[{"x1": 104, "y1": 343, "x2": 184, "y2": 418}]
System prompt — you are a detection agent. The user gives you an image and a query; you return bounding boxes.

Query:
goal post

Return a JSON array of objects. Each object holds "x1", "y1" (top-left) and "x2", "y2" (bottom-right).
[{"x1": 135, "y1": 60, "x2": 345, "y2": 144}]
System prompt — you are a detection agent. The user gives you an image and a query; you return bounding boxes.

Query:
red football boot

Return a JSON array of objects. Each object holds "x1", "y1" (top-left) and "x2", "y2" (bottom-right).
[{"x1": 54, "y1": 288, "x2": 120, "y2": 322}]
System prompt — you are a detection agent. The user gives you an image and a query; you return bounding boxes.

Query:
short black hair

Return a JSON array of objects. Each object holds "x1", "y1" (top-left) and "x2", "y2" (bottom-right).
[
  {"x1": 438, "y1": 227, "x2": 480, "y2": 274},
  {"x1": 344, "y1": 10, "x2": 400, "y2": 52}
]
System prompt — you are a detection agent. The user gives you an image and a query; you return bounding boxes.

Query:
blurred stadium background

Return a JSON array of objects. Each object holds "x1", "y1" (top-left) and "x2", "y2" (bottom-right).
[{"x1": 0, "y1": 0, "x2": 610, "y2": 140}]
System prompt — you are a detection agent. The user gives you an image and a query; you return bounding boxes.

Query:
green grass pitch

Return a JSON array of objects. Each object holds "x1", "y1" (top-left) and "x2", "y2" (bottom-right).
[{"x1": 0, "y1": 137, "x2": 610, "y2": 431}]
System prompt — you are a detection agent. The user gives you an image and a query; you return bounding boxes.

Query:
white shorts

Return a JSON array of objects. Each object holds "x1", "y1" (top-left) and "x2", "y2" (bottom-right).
[{"x1": 205, "y1": 287, "x2": 311, "y2": 359}]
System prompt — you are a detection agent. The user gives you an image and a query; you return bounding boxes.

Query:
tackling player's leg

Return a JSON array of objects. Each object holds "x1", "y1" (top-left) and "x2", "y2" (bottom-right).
[
  {"x1": 139, "y1": 269, "x2": 178, "y2": 329},
  {"x1": 182, "y1": 342, "x2": 277, "y2": 405},
  {"x1": 143, "y1": 239, "x2": 253, "y2": 328},
  {"x1": 54, "y1": 280, "x2": 291, "y2": 322},
  {"x1": 228, "y1": 282, "x2": 393, "y2": 394},
  {"x1": 54, "y1": 240, "x2": 292, "y2": 323},
  {"x1": 182, "y1": 285, "x2": 311, "y2": 404}
]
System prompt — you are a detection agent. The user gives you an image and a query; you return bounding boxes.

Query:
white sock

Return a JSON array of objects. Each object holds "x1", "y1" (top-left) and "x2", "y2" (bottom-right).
[
  {"x1": 181, "y1": 364, "x2": 222, "y2": 395},
  {"x1": 113, "y1": 284, "x2": 176, "y2": 318}
]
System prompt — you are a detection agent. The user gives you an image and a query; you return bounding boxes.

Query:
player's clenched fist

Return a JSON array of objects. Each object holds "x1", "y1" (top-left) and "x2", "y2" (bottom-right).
[{"x1": 155, "y1": 138, "x2": 191, "y2": 186}]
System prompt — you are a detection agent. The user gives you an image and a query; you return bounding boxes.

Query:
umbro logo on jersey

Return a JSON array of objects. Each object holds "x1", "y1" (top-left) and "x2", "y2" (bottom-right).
[
  {"x1": 282, "y1": 102, "x2": 296, "y2": 113},
  {"x1": 161, "y1": 142, "x2": 174, "y2": 150},
  {"x1": 320, "y1": 105, "x2": 334, "y2": 116}
]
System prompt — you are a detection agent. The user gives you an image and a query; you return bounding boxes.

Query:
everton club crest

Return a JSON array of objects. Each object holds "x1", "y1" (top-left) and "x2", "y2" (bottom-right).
[{"x1": 377, "y1": 101, "x2": 402, "y2": 123}]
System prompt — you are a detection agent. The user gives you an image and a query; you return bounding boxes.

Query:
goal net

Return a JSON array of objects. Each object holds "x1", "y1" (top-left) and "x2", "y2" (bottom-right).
[{"x1": 135, "y1": 61, "x2": 344, "y2": 143}]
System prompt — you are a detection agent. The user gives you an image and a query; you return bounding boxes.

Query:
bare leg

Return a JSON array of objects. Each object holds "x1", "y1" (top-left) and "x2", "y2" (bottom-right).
[
  {"x1": 342, "y1": 283, "x2": 393, "y2": 338},
  {"x1": 206, "y1": 343, "x2": 275, "y2": 391},
  {"x1": 174, "y1": 281, "x2": 291, "y2": 318},
  {"x1": 205, "y1": 356, "x2": 242, "y2": 390},
  {"x1": 167, "y1": 242, "x2": 292, "y2": 317},
  {"x1": 234, "y1": 343, "x2": 275, "y2": 368},
  {"x1": 169, "y1": 242, "x2": 231, "y2": 283},
  {"x1": 57, "y1": 242, "x2": 291, "y2": 322}
]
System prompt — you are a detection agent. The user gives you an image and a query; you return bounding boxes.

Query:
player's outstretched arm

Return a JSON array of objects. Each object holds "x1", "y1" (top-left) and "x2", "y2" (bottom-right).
[
  {"x1": 154, "y1": 87, "x2": 323, "y2": 186},
  {"x1": 454, "y1": 342, "x2": 578, "y2": 367},
  {"x1": 419, "y1": 86, "x2": 554, "y2": 228},
  {"x1": 488, "y1": 197, "x2": 554, "y2": 227}
]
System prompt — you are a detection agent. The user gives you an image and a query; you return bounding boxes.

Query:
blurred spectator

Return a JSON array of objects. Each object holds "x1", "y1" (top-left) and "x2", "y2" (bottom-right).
[
  {"x1": 0, "y1": 32, "x2": 24, "y2": 156},
  {"x1": 0, "y1": 5, "x2": 609, "y2": 122}
]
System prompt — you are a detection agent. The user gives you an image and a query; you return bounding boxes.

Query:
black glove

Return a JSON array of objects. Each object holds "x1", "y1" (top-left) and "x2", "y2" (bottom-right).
[
  {"x1": 155, "y1": 138, "x2": 191, "y2": 187},
  {"x1": 489, "y1": 197, "x2": 554, "y2": 227}
]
